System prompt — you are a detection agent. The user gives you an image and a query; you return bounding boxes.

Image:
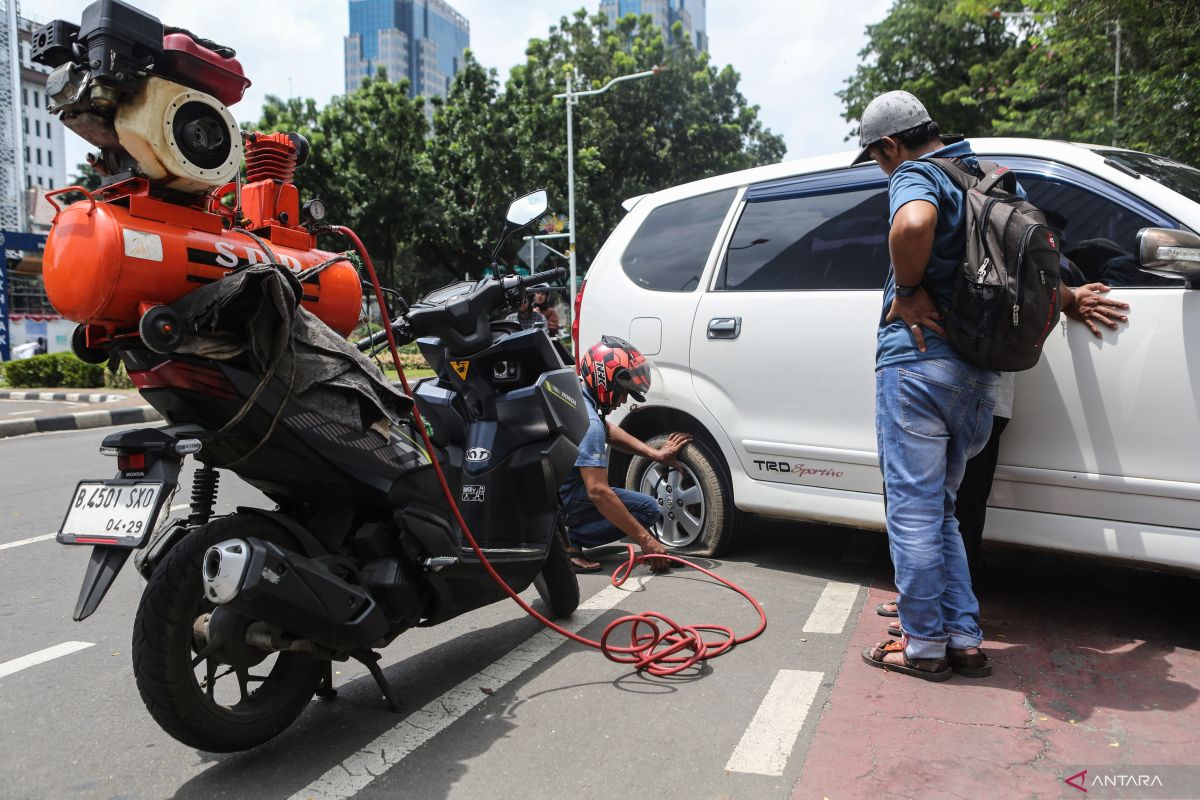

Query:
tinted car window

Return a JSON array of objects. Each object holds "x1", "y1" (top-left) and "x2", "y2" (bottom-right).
[
  {"x1": 717, "y1": 187, "x2": 890, "y2": 291},
  {"x1": 621, "y1": 189, "x2": 736, "y2": 292},
  {"x1": 1019, "y1": 174, "x2": 1184, "y2": 287}
]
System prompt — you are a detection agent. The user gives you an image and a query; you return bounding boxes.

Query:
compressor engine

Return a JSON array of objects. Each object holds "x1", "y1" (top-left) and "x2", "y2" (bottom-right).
[{"x1": 33, "y1": 0, "x2": 362, "y2": 357}]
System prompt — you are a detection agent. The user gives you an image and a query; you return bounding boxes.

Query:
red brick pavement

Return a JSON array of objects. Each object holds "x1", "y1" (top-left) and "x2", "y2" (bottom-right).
[{"x1": 794, "y1": 568, "x2": 1200, "y2": 800}]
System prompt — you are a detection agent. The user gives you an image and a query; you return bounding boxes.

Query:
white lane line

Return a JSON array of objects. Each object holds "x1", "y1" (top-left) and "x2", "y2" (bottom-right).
[
  {"x1": 0, "y1": 533, "x2": 57, "y2": 551},
  {"x1": 292, "y1": 578, "x2": 654, "y2": 800},
  {"x1": 802, "y1": 581, "x2": 860, "y2": 634},
  {"x1": 725, "y1": 669, "x2": 823, "y2": 776},
  {"x1": 0, "y1": 641, "x2": 95, "y2": 680}
]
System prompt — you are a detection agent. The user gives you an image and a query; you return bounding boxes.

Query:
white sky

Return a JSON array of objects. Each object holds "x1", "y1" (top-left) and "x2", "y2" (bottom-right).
[{"x1": 24, "y1": 0, "x2": 893, "y2": 177}]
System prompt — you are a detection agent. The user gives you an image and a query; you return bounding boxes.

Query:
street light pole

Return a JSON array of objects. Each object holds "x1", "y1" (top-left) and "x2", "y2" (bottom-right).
[{"x1": 553, "y1": 65, "x2": 666, "y2": 338}]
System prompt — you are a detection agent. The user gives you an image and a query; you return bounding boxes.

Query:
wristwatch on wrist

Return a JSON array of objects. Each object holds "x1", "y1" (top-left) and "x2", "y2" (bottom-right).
[{"x1": 895, "y1": 283, "x2": 919, "y2": 298}]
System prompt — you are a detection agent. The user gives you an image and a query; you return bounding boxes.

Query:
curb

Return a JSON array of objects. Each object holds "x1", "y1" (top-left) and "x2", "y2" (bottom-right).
[
  {"x1": 0, "y1": 406, "x2": 163, "y2": 439},
  {"x1": 0, "y1": 390, "x2": 129, "y2": 403}
]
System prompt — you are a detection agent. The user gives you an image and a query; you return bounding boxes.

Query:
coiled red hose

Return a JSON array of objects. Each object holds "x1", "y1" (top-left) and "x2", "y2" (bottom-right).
[{"x1": 334, "y1": 226, "x2": 766, "y2": 676}]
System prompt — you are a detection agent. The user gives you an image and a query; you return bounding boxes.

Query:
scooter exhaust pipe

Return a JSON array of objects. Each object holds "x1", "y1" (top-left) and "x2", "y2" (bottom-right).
[{"x1": 201, "y1": 537, "x2": 389, "y2": 651}]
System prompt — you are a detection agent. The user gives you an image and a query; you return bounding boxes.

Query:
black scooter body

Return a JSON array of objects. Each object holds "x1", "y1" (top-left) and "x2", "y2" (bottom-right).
[{"x1": 88, "y1": 271, "x2": 587, "y2": 643}]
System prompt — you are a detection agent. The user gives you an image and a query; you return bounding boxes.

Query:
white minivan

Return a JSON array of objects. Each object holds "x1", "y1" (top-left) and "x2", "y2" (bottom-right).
[{"x1": 576, "y1": 138, "x2": 1200, "y2": 573}]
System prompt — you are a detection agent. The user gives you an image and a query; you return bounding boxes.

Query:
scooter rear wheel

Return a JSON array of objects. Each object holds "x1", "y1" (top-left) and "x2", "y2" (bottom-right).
[
  {"x1": 533, "y1": 522, "x2": 580, "y2": 619},
  {"x1": 132, "y1": 515, "x2": 326, "y2": 752}
]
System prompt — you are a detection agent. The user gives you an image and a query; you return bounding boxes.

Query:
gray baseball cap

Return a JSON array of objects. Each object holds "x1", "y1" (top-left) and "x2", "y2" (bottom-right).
[{"x1": 851, "y1": 90, "x2": 933, "y2": 165}]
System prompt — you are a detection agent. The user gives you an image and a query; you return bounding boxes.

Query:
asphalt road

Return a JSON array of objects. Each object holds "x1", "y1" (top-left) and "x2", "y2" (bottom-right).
[
  {"x1": 3, "y1": 425, "x2": 1197, "y2": 800},
  {"x1": 0, "y1": 425, "x2": 871, "y2": 800}
]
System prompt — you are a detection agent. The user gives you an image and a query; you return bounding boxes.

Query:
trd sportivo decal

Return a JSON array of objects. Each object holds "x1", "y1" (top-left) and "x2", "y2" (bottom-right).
[{"x1": 753, "y1": 460, "x2": 845, "y2": 478}]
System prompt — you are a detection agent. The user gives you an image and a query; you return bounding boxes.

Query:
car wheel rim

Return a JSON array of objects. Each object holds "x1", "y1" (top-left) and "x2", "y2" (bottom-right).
[{"x1": 639, "y1": 462, "x2": 706, "y2": 548}]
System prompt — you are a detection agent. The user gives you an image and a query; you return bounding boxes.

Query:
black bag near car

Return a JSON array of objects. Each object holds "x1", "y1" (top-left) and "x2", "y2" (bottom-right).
[{"x1": 932, "y1": 158, "x2": 1063, "y2": 372}]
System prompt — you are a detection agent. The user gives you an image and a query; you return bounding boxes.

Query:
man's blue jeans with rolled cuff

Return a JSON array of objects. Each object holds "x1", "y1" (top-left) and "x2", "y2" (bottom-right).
[
  {"x1": 559, "y1": 488, "x2": 659, "y2": 549},
  {"x1": 875, "y1": 358, "x2": 998, "y2": 661}
]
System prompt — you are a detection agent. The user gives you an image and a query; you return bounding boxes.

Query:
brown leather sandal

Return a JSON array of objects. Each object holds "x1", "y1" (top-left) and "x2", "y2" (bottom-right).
[
  {"x1": 948, "y1": 647, "x2": 992, "y2": 677},
  {"x1": 861, "y1": 639, "x2": 952, "y2": 682}
]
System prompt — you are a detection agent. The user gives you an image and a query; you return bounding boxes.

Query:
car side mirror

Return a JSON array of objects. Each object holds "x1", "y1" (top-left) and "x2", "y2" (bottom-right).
[
  {"x1": 506, "y1": 190, "x2": 548, "y2": 228},
  {"x1": 1136, "y1": 227, "x2": 1200, "y2": 288}
]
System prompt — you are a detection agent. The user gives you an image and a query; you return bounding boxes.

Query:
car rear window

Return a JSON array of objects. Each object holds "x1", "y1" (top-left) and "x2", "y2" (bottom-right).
[
  {"x1": 621, "y1": 189, "x2": 736, "y2": 292},
  {"x1": 717, "y1": 187, "x2": 891, "y2": 291}
]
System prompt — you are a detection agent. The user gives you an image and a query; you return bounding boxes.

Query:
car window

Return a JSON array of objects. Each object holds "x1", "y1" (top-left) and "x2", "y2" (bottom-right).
[
  {"x1": 620, "y1": 189, "x2": 736, "y2": 292},
  {"x1": 1018, "y1": 174, "x2": 1185, "y2": 287},
  {"x1": 717, "y1": 187, "x2": 890, "y2": 291}
]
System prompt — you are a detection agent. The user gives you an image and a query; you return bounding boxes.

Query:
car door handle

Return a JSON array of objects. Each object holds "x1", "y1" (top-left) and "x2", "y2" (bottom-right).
[{"x1": 707, "y1": 317, "x2": 742, "y2": 339}]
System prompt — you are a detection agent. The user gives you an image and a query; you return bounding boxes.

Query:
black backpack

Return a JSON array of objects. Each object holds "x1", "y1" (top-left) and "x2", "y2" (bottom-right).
[{"x1": 930, "y1": 158, "x2": 1063, "y2": 372}]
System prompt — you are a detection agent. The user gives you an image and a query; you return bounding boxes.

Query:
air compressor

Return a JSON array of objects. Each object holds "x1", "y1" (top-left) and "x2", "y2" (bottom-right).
[{"x1": 33, "y1": 0, "x2": 363, "y2": 359}]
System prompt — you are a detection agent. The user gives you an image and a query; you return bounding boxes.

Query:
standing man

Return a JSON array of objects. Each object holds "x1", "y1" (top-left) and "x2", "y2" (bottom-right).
[
  {"x1": 558, "y1": 336, "x2": 691, "y2": 573},
  {"x1": 854, "y1": 91, "x2": 1100, "y2": 681}
]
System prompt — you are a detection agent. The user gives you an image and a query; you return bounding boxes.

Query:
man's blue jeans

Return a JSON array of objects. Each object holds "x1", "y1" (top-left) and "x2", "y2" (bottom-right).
[
  {"x1": 876, "y1": 358, "x2": 998, "y2": 660},
  {"x1": 560, "y1": 488, "x2": 659, "y2": 549}
]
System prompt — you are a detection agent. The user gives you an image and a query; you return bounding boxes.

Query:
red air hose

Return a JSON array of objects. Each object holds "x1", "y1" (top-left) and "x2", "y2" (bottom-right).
[{"x1": 333, "y1": 226, "x2": 766, "y2": 676}]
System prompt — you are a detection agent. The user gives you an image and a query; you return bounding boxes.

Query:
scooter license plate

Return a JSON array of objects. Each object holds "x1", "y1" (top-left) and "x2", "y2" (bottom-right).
[{"x1": 57, "y1": 481, "x2": 166, "y2": 548}]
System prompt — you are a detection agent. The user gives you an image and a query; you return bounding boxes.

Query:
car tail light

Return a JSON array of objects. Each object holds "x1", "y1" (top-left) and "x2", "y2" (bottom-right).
[{"x1": 572, "y1": 278, "x2": 587, "y2": 373}]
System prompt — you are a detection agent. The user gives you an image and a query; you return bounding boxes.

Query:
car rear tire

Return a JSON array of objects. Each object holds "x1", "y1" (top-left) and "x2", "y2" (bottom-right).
[{"x1": 625, "y1": 434, "x2": 741, "y2": 557}]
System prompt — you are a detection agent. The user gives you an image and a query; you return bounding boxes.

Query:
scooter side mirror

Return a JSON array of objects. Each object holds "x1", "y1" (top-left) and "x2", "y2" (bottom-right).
[{"x1": 506, "y1": 190, "x2": 548, "y2": 228}]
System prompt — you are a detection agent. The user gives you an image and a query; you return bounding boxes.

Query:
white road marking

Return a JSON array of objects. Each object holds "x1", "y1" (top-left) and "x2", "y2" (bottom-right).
[
  {"x1": 0, "y1": 641, "x2": 95, "y2": 680},
  {"x1": 802, "y1": 581, "x2": 860, "y2": 634},
  {"x1": 724, "y1": 669, "x2": 823, "y2": 776},
  {"x1": 291, "y1": 578, "x2": 655, "y2": 800},
  {"x1": 0, "y1": 533, "x2": 57, "y2": 551}
]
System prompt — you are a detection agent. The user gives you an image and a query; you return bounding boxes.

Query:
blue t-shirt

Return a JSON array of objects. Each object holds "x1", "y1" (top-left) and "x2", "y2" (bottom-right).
[
  {"x1": 876, "y1": 140, "x2": 980, "y2": 369},
  {"x1": 558, "y1": 388, "x2": 608, "y2": 503}
]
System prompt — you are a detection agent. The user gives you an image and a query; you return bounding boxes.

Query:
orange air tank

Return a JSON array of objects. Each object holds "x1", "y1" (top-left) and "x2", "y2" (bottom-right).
[{"x1": 43, "y1": 184, "x2": 362, "y2": 338}]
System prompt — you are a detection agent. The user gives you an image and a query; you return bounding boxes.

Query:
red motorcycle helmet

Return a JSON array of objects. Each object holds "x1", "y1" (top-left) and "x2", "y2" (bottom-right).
[{"x1": 580, "y1": 335, "x2": 651, "y2": 410}]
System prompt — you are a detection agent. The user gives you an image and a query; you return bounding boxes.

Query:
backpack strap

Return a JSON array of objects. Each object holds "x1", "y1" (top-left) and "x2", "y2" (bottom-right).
[
  {"x1": 929, "y1": 157, "x2": 1015, "y2": 195},
  {"x1": 977, "y1": 164, "x2": 1016, "y2": 195}
]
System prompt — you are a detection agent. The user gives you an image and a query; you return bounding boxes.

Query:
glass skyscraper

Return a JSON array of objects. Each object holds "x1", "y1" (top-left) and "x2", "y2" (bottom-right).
[
  {"x1": 344, "y1": 0, "x2": 470, "y2": 99},
  {"x1": 598, "y1": 0, "x2": 708, "y2": 52}
]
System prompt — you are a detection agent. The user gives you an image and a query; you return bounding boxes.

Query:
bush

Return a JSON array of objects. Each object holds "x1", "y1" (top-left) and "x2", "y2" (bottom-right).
[
  {"x1": 104, "y1": 363, "x2": 135, "y2": 389},
  {"x1": 2, "y1": 352, "x2": 106, "y2": 388}
]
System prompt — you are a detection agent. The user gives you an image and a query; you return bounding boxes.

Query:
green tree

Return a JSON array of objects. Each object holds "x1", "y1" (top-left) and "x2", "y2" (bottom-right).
[
  {"x1": 423, "y1": 52, "x2": 524, "y2": 280},
  {"x1": 839, "y1": 0, "x2": 1033, "y2": 140},
  {"x1": 841, "y1": 0, "x2": 1200, "y2": 166},
  {"x1": 994, "y1": 0, "x2": 1200, "y2": 165},
  {"x1": 504, "y1": 9, "x2": 785, "y2": 264},
  {"x1": 256, "y1": 75, "x2": 436, "y2": 295}
]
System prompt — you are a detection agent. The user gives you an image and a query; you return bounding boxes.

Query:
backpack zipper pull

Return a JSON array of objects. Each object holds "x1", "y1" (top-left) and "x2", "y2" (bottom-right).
[
  {"x1": 1039, "y1": 270, "x2": 1046, "y2": 284},
  {"x1": 1012, "y1": 304, "x2": 1020, "y2": 326},
  {"x1": 976, "y1": 258, "x2": 991, "y2": 282}
]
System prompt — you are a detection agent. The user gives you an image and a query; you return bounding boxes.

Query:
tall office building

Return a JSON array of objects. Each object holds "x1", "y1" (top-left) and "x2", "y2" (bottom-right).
[
  {"x1": 17, "y1": 14, "x2": 65, "y2": 196},
  {"x1": 344, "y1": 0, "x2": 470, "y2": 100},
  {"x1": 598, "y1": 0, "x2": 708, "y2": 52}
]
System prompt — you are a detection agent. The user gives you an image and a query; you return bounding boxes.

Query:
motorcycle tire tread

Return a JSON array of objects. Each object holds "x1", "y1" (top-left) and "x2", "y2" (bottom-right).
[{"x1": 132, "y1": 514, "x2": 326, "y2": 753}]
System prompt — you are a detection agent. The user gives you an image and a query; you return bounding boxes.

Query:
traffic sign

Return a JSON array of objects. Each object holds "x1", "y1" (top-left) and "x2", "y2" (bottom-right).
[{"x1": 0, "y1": 231, "x2": 48, "y2": 252}]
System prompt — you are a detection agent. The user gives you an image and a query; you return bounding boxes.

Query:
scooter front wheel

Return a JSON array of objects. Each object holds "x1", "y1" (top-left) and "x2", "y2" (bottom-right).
[
  {"x1": 533, "y1": 522, "x2": 580, "y2": 619},
  {"x1": 132, "y1": 515, "x2": 326, "y2": 752}
]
